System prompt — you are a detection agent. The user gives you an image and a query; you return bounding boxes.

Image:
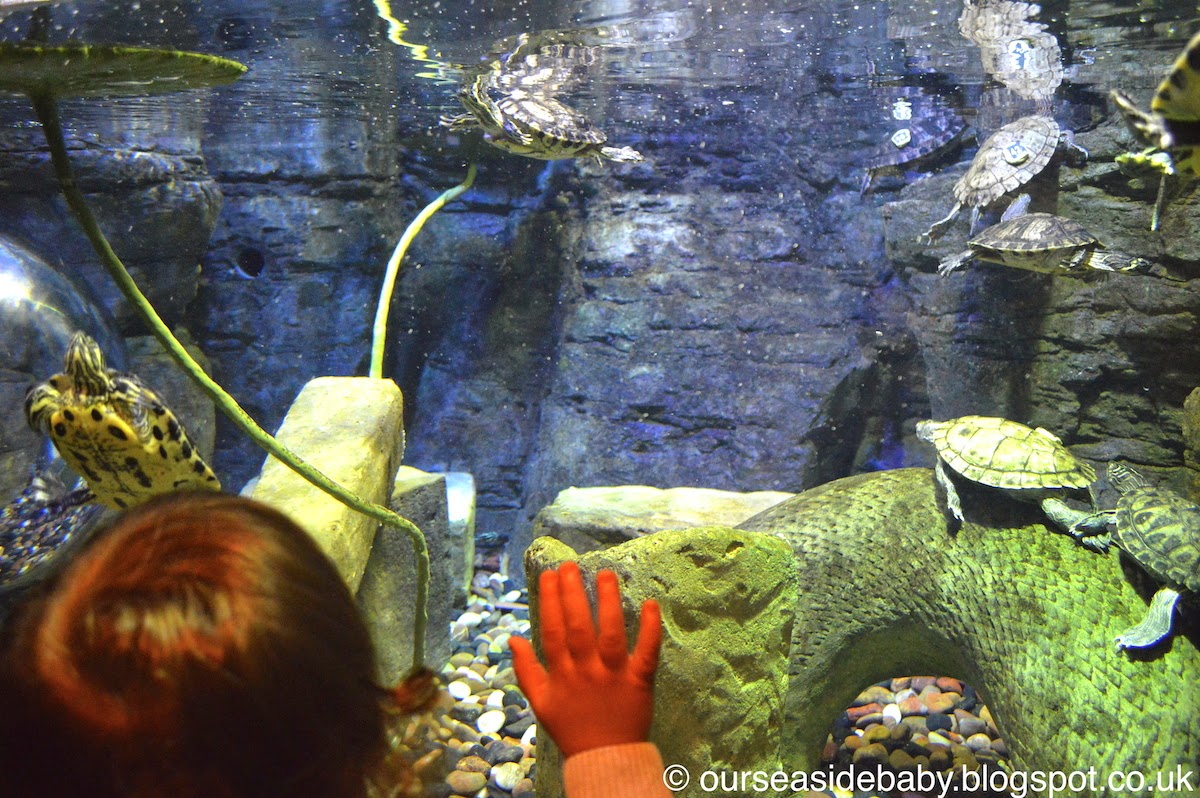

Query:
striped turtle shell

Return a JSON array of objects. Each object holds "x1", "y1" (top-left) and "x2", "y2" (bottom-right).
[
  {"x1": 953, "y1": 115, "x2": 1061, "y2": 208},
  {"x1": 24, "y1": 332, "x2": 220, "y2": 510},
  {"x1": 970, "y1": 212, "x2": 1096, "y2": 252},
  {"x1": 917, "y1": 415, "x2": 1095, "y2": 491},
  {"x1": 1111, "y1": 470, "x2": 1200, "y2": 593}
]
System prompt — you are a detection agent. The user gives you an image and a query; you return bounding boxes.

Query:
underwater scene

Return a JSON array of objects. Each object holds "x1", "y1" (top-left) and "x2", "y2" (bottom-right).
[{"x1": 1, "y1": 0, "x2": 1199, "y2": 795}]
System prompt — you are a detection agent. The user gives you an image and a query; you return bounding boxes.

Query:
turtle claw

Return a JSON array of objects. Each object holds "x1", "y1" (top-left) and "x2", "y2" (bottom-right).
[{"x1": 925, "y1": 203, "x2": 961, "y2": 242}]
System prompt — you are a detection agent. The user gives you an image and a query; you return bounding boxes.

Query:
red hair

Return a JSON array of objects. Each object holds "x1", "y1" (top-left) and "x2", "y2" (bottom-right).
[{"x1": 0, "y1": 492, "x2": 390, "y2": 798}]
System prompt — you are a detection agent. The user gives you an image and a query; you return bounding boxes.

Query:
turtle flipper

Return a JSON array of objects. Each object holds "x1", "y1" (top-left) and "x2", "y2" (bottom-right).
[
  {"x1": 598, "y1": 145, "x2": 643, "y2": 163},
  {"x1": 1040, "y1": 498, "x2": 1113, "y2": 551},
  {"x1": 933, "y1": 458, "x2": 964, "y2": 524},
  {"x1": 1115, "y1": 586, "x2": 1181, "y2": 651},
  {"x1": 937, "y1": 250, "x2": 973, "y2": 276},
  {"x1": 439, "y1": 113, "x2": 477, "y2": 130},
  {"x1": 925, "y1": 202, "x2": 962, "y2": 242}
]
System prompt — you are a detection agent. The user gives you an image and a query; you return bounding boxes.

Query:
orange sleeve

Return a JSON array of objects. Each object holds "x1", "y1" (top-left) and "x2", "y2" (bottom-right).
[{"x1": 562, "y1": 742, "x2": 674, "y2": 797}]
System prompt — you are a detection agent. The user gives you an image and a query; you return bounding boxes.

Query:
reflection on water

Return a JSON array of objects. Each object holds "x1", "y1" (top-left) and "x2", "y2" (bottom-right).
[{"x1": 0, "y1": 0, "x2": 1192, "y2": 158}]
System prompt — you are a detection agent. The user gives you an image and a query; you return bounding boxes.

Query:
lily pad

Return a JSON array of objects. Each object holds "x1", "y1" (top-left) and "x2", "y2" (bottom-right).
[{"x1": 0, "y1": 43, "x2": 246, "y2": 98}]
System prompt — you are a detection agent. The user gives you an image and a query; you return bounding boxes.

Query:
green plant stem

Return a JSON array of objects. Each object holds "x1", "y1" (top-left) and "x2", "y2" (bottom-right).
[
  {"x1": 30, "y1": 90, "x2": 430, "y2": 670},
  {"x1": 370, "y1": 163, "x2": 476, "y2": 379}
]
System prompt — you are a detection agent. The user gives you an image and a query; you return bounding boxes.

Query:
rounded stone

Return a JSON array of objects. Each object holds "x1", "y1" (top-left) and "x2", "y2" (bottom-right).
[
  {"x1": 851, "y1": 742, "x2": 889, "y2": 765},
  {"x1": 863, "y1": 723, "x2": 891, "y2": 745},
  {"x1": 955, "y1": 709, "x2": 986, "y2": 737},
  {"x1": 926, "y1": 713, "x2": 952, "y2": 733},
  {"x1": 898, "y1": 696, "x2": 927, "y2": 716},
  {"x1": 889, "y1": 748, "x2": 919, "y2": 770},
  {"x1": 881, "y1": 702, "x2": 902, "y2": 727},
  {"x1": 966, "y1": 732, "x2": 993, "y2": 751},
  {"x1": 446, "y1": 770, "x2": 487, "y2": 795},
  {"x1": 512, "y1": 778, "x2": 535, "y2": 798},
  {"x1": 450, "y1": 703, "x2": 483, "y2": 725},
  {"x1": 457, "y1": 754, "x2": 491, "y2": 773},
  {"x1": 935, "y1": 676, "x2": 963, "y2": 693},
  {"x1": 911, "y1": 676, "x2": 937, "y2": 691},
  {"x1": 853, "y1": 685, "x2": 894, "y2": 706},
  {"x1": 477, "y1": 709, "x2": 507, "y2": 736},
  {"x1": 447, "y1": 680, "x2": 474, "y2": 701},
  {"x1": 924, "y1": 691, "x2": 958, "y2": 714},
  {"x1": 484, "y1": 740, "x2": 524, "y2": 765},
  {"x1": 490, "y1": 761, "x2": 525, "y2": 791},
  {"x1": 846, "y1": 702, "x2": 882, "y2": 723}
]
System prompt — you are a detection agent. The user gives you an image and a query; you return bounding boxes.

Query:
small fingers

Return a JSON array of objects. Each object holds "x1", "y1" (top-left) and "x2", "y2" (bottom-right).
[
  {"x1": 629, "y1": 598, "x2": 663, "y2": 683},
  {"x1": 595, "y1": 570, "x2": 630, "y2": 668},
  {"x1": 558, "y1": 561, "x2": 599, "y2": 661},
  {"x1": 537, "y1": 567, "x2": 568, "y2": 670},
  {"x1": 509, "y1": 636, "x2": 550, "y2": 710}
]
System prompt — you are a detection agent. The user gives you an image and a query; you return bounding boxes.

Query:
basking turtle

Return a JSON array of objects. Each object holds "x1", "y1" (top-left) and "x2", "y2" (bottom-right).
[
  {"x1": 1111, "y1": 29, "x2": 1200, "y2": 229},
  {"x1": 861, "y1": 88, "x2": 967, "y2": 193},
  {"x1": 937, "y1": 209, "x2": 1156, "y2": 276},
  {"x1": 1044, "y1": 464, "x2": 1200, "y2": 651},
  {"x1": 440, "y1": 34, "x2": 641, "y2": 163},
  {"x1": 24, "y1": 331, "x2": 220, "y2": 510},
  {"x1": 917, "y1": 415, "x2": 1096, "y2": 524},
  {"x1": 925, "y1": 115, "x2": 1085, "y2": 240}
]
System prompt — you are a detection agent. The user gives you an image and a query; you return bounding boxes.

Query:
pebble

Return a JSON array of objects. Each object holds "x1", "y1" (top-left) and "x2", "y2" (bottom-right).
[
  {"x1": 512, "y1": 778, "x2": 535, "y2": 798},
  {"x1": 846, "y1": 702, "x2": 882, "y2": 723},
  {"x1": 955, "y1": 708, "x2": 986, "y2": 737},
  {"x1": 447, "y1": 680, "x2": 473, "y2": 701},
  {"x1": 881, "y1": 702, "x2": 902, "y2": 728},
  {"x1": 966, "y1": 732, "x2": 993, "y2": 752},
  {"x1": 852, "y1": 742, "x2": 889, "y2": 765},
  {"x1": 445, "y1": 770, "x2": 487, "y2": 795},
  {"x1": 457, "y1": 755, "x2": 491, "y2": 774},
  {"x1": 853, "y1": 685, "x2": 893, "y2": 706},
  {"x1": 490, "y1": 761, "x2": 525, "y2": 791},
  {"x1": 476, "y1": 709, "x2": 506, "y2": 736}
]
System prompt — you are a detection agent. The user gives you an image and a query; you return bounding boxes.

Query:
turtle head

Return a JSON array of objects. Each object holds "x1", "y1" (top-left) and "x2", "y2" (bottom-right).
[
  {"x1": 458, "y1": 72, "x2": 505, "y2": 132},
  {"x1": 63, "y1": 332, "x2": 111, "y2": 396}
]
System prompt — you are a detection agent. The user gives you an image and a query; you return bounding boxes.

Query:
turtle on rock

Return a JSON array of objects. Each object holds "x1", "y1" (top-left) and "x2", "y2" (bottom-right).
[
  {"x1": 936, "y1": 196, "x2": 1157, "y2": 276},
  {"x1": 1044, "y1": 463, "x2": 1200, "y2": 652},
  {"x1": 24, "y1": 331, "x2": 221, "y2": 511},
  {"x1": 917, "y1": 415, "x2": 1096, "y2": 525},
  {"x1": 925, "y1": 114, "x2": 1086, "y2": 241},
  {"x1": 440, "y1": 31, "x2": 642, "y2": 163}
]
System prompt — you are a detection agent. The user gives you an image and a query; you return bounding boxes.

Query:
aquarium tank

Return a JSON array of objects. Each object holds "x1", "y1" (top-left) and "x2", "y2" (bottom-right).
[{"x1": 0, "y1": 0, "x2": 1198, "y2": 796}]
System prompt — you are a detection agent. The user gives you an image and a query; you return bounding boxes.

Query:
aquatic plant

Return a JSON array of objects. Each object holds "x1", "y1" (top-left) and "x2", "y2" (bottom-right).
[
  {"x1": 370, "y1": 164, "x2": 476, "y2": 378},
  {"x1": 0, "y1": 42, "x2": 431, "y2": 668}
]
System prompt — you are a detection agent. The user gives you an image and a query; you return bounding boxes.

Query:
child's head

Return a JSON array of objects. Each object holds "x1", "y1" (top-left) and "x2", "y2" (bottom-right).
[{"x1": 0, "y1": 492, "x2": 389, "y2": 798}]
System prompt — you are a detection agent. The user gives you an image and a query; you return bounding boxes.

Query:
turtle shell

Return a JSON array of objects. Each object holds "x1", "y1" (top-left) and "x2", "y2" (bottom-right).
[
  {"x1": 24, "y1": 332, "x2": 221, "y2": 510},
  {"x1": 865, "y1": 87, "x2": 966, "y2": 171},
  {"x1": 970, "y1": 212, "x2": 1097, "y2": 253},
  {"x1": 953, "y1": 115, "x2": 1060, "y2": 207},
  {"x1": 918, "y1": 415, "x2": 1095, "y2": 490},
  {"x1": 1114, "y1": 486, "x2": 1200, "y2": 593},
  {"x1": 494, "y1": 89, "x2": 606, "y2": 147}
]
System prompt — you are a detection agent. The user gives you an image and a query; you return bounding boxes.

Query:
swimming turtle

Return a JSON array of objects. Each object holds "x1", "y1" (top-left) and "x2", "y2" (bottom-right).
[
  {"x1": 1111, "y1": 29, "x2": 1200, "y2": 179},
  {"x1": 440, "y1": 35, "x2": 641, "y2": 163},
  {"x1": 917, "y1": 415, "x2": 1096, "y2": 524},
  {"x1": 925, "y1": 115, "x2": 1086, "y2": 240},
  {"x1": 24, "y1": 331, "x2": 220, "y2": 510},
  {"x1": 861, "y1": 88, "x2": 967, "y2": 193},
  {"x1": 1111, "y1": 29, "x2": 1200, "y2": 229},
  {"x1": 1044, "y1": 463, "x2": 1200, "y2": 651},
  {"x1": 936, "y1": 206, "x2": 1156, "y2": 276}
]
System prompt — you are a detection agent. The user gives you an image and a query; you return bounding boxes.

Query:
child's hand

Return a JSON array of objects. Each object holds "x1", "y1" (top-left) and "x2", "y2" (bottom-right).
[{"x1": 510, "y1": 561, "x2": 662, "y2": 758}]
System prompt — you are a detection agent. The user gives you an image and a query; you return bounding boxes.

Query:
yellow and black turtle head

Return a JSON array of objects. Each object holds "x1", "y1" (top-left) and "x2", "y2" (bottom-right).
[{"x1": 63, "y1": 331, "x2": 112, "y2": 397}]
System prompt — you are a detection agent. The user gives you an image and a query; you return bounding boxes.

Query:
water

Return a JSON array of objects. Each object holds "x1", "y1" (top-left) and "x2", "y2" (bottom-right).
[{"x1": 0, "y1": 0, "x2": 1198, "y2": 550}]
